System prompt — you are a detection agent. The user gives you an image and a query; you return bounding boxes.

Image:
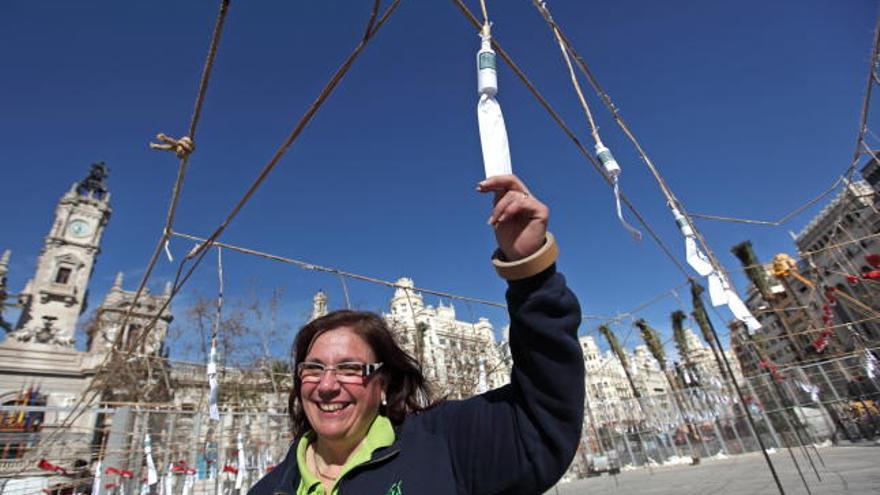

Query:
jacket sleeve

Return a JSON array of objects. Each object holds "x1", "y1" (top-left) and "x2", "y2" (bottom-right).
[{"x1": 426, "y1": 264, "x2": 585, "y2": 494}]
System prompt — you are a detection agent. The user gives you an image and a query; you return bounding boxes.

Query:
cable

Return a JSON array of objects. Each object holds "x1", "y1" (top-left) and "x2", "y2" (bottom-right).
[
  {"x1": 848, "y1": 14, "x2": 880, "y2": 179},
  {"x1": 35, "y1": 0, "x2": 402, "y2": 462},
  {"x1": 690, "y1": 177, "x2": 845, "y2": 226},
  {"x1": 24, "y1": 0, "x2": 234, "y2": 469},
  {"x1": 171, "y1": 231, "x2": 507, "y2": 309}
]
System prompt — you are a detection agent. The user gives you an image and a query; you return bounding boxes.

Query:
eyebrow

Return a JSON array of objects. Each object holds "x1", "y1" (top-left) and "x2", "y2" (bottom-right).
[{"x1": 302, "y1": 357, "x2": 369, "y2": 364}]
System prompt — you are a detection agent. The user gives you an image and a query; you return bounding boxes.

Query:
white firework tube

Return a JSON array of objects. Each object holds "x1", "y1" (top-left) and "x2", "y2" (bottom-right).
[
  {"x1": 477, "y1": 95, "x2": 512, "y2": 178},
  {"x1": 724, "y1": 289, "x2": 761, "y2": 333},
  {"x1": 476, "y1": 29, "x2": 512, "y2": 178},
  {"x1": 864, "y1": 350, "x2": 877, "y2": 379},
  {"x1": 144, "y1": 434, "x2": 158, "y2": 485},
  {"x1": 208, "y1": 343, "x2": 220, "y2": 421},
  {"x1": 91, "y1": 460, "x2": 102, "y2": 495},
  {"x1": 597, "y1": 144, "x2": 641, "y2": 240},
  {"x1": 672, "y1": 206, "x2": 713, "y2": 276},
  {"x1": 182, "y1": 473, "x2": 194, "y2": 495},
  {"x1": 707, "y1": 272, "x2": 728, "y2": 307},
  {"x1": 235, "y1": 433, "x2": 246, "y2": 490},
  {"x1": 163, "y1": 465, "x2": 174, "y2": 495}
]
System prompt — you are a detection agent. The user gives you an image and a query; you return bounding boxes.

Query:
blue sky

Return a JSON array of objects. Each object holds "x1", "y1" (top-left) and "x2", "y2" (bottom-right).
[{"x1": 1, "y1": 1, "x2": 877, "y2": 360}]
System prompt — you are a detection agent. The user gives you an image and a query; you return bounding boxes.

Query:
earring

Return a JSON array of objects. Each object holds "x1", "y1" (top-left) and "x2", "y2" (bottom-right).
[{"x1": 381, "y1": 392, "x2": 387, "y2": 407}]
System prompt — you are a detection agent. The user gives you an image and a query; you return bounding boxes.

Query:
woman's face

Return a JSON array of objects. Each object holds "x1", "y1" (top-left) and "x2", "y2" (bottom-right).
[{"x1": 300, "y1": 327, "x2": 385, "y2": 445}]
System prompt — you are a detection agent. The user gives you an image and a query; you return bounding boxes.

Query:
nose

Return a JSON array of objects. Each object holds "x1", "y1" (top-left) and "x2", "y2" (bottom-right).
[{"x1": 315, "y1": 369, "x2": 341, "y2": 399}]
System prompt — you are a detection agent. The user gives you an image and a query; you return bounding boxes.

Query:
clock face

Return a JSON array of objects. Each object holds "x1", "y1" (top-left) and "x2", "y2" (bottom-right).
[{"x1": 67, "y1": 219, "x2": 92, "y2": 238}]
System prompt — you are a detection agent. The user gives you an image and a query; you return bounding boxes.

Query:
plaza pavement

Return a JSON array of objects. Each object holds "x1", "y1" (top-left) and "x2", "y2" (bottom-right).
[{"x1": 550, "y1": 445, "x2": 880, "y2": 494}]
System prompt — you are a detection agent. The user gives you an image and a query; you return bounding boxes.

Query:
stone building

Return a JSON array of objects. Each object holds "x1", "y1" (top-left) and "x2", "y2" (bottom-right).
[
  {"x1": 12, "y1": 164, "x2": 112, "y2": 348},
  {"x1": 678, "y1": 326, "x2": 743, "y2": 386},
  {"x1": 308, "y1": 279, "x2": 511, "y2": 400},
  {"x1": 736, "y1": 177, "x2": 880, "y2": 375},
  {"x1": 0, "y1": 165, "x2": 181, "y2": 491},
  {"x1": 579, "y1": 336, "x2": 638, "y2": 426},
  {"x1": 794, "y1": 179, "x2": 880, "y2": 351}
]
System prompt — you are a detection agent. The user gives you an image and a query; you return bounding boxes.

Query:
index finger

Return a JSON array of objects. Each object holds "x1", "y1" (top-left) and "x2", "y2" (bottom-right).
[{"x1": 476, "y1": 174, "x2": 531, "y2": 196}]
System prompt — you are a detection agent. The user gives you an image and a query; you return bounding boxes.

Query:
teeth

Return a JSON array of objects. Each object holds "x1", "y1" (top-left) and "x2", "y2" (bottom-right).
[{"x1": 318, "y1": 403, "x2": 347, "y2": 412}]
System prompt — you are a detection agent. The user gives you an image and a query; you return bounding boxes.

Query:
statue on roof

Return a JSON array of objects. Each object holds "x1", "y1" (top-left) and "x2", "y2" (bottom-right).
[{"x1": 76, "y1": 162, "x2": 110, "y2": 199}]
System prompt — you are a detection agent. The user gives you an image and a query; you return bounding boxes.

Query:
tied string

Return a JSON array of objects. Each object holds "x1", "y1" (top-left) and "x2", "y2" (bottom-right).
[
  {"x1": 534, "y1": 0, "x2": 642, "y2": 241},
  {"x1": 611, "y1": 173, "x2": 642, "y2": 241},
  {"x1": 149, "y1": 133, "x2": 195, "y2": 159}
]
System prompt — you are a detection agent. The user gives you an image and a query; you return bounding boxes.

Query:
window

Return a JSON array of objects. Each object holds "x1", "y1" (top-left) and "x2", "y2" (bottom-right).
[
  {"x1": 0, "y1": 392, "x2": 46, "y2": 459},
  {"x1": 54, "y1": 267, "x2": 72, "y2": 284}
]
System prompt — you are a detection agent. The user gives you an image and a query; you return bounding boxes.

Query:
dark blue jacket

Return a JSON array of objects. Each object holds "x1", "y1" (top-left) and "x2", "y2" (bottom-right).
[{"x1": 249, "y1": 266, "x2": 584, "y2": 495}]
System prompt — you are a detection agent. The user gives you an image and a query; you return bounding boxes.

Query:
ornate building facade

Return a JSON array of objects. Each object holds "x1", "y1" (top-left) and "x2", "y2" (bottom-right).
[
  {"x1": 0, "y1": 165, "x2": 178, "y2": 490},
  {"x1": 736, "y1": 176, "x2": 880, "y2": 374}
]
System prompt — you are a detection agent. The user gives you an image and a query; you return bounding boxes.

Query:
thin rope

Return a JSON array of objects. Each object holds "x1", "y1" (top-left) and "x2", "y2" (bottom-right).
[
  {"x1": 38, "y1": 0, "x2": 398, "y2": 460},
  {"x1": 848, "y1": 13, "x2": 880, "y2": 180},
  {"x1": 27, "y1": 0, "x2": 233, "y2": 467},
  {"x1": 121, "y1": 0, "x2": 402, "y2": 359},
  {"x1": 338, "y1": 273, "x2": 352, "y2": 310},
  {"x1": 533, "y1": 0, "x2": 641, "y2": 240},
  {"x1": 171, "y1": 231, "x2": 507, "y2": 309},
  {"x1": 184, "y1": 0, "x2": 400, "y2": 264},
  {"x1": 690, "y1": 176, "x2": 844, "y2": 226}
]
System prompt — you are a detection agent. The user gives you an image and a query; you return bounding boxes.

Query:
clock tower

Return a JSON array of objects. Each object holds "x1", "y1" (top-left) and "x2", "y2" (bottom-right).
[{"x1": 12, "y1": 163, "x2": 112, "y2": 347}]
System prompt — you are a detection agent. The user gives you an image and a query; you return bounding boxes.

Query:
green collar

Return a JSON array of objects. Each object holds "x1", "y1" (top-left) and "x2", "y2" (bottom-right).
[{"x1": 295, "y1": 415, "x2": 395, "y2": 495}]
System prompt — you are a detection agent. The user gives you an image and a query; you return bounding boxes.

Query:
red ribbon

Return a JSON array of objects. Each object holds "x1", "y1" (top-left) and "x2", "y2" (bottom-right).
[
  {"x1": 222, "y1": 464, "x2": 239, "y2": 475},
  {"x1": 866, "y1": 254, "x2": 880, "y2": 268},
  {"x1": 170, "y1": 460, "x2": 196, "y2": 475},
  {"x1": 37, "y1": 459, "x2": 69, "y2": 476},
  {"x1": 812, "y1": 329, "x2": 832, "y2": 353},
  {"x1": 823, "y1": 287, "x2": 837, "y2": 305},
  {"x1": 759, "y1": 359, "x2": 784, "y2": 382},
  {"x1": 105, "y1": 466, "x2": 133, "y2": 478}
]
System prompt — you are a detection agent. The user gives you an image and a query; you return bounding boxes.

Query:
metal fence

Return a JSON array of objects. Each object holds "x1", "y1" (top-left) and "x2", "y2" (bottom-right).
[
  {"x1": 569, "y1": 351, "x2": 879, "y2": 477},
  {"x1": 1, "y1": 352, "x2": 878, "y2": 493}
]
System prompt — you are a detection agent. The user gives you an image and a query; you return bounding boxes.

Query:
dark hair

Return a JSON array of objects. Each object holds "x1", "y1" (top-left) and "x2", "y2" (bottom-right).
[{"x1": 289, "y1": 310, "x2": 433, "y2": 438}]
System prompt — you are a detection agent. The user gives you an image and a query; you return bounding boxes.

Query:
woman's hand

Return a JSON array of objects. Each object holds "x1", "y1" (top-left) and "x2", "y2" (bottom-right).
[{"x1": 477, "y1": 174, "x2": 549, "y2": 261}]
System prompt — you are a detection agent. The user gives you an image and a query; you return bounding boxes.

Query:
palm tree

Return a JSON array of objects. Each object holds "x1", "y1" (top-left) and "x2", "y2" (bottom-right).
[
  {"x1": 690, "y1": 281, "x2": 756, "y2": 453},
  {"x1": 673, "y1": 310, "x2": 735, "y2": 455},
  {"x1": 731, "y1": 240, "x2": 805, "y2": 360},
  {"x1": 671, "y1": 311, "x2": 696, "y2": 388},
  {"x1": 599, "y1": 325, "x2": 639, "y2": 398},
  {"x1": 635, "y1": 319, "x2": 701, "y2": 464},
  {"x1": 689, "y1": 282, "x2": 730, "y2": 382},
  {"x1": 731, "y1": 241, "x2": 830, "y2": 469},
  {"x1": 598, "y1": 324, "x2": 664, "y2": 463}
]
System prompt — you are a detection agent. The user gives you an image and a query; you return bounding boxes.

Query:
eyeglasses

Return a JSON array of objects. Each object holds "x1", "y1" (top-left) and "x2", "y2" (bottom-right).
[{"x1": 296, "y1": 361, "x2": 384, "y2": 384}]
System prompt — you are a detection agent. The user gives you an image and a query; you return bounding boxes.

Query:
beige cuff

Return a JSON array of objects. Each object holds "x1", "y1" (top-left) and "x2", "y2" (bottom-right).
[{"x1": 492, "y1": 232, "x2": 559, "y2": 281}]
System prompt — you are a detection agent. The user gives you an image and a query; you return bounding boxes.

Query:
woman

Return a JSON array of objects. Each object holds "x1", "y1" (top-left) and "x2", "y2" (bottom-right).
[{"x1": 249, "y1": 175, "x2": 585, "y2": 495}]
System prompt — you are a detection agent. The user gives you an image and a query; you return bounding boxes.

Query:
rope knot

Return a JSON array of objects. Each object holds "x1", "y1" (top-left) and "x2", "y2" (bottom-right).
[{"x1": 149, "y1": 133, "x2": 195, "y2": 159}]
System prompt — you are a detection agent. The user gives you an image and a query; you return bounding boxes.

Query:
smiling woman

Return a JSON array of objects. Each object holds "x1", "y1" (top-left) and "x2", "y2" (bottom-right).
[{"x1": 248, "y1": 175, "x2": 585, "y2": 495}]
